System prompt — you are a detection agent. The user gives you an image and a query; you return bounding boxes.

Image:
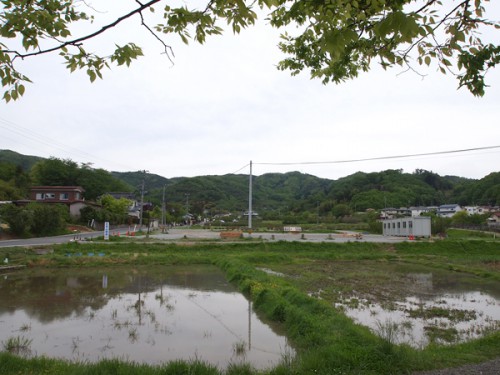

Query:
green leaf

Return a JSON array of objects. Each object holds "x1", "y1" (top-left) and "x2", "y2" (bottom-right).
[{"x1": 88, "y1": 70, "x2": 96, "y2": 83}]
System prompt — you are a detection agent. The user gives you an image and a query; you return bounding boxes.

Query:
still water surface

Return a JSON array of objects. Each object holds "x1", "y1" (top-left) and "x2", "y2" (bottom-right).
[
  {"x1": 0, "y1": 265, "x2": 292, "y2": 369},
  {"x1": 333, "y1": 266, "x2": 500, "y2": 348}
]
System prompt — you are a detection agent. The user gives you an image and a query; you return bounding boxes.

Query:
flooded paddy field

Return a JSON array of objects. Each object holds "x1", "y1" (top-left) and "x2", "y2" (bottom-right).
[
  {"x1": 0, "y1": 265, "x2": 292, "y2": 369},
  {"x1": 271, "y1": 260, "x2": 500, "y2": 348}
]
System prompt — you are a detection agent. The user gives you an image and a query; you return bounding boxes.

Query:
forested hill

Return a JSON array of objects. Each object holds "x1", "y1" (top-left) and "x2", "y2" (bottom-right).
[
  {"x1": 1, "y1": 150, "x2": 499, "y2": 213},
  {"x1": 112, "y1": 169, "x2": 499, "y2": 213},
  {"x1": 0, "y1": 149, "x2": 43, "y2": 170}
]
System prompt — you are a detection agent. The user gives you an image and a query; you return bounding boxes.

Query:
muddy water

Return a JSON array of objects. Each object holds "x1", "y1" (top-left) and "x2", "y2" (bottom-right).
[
  {"x1": 0, "y1": 265, "x2": 292, "y2": 369},
  {"x1": 332, "y1": 263, "x2": 500, "y2": 348}
]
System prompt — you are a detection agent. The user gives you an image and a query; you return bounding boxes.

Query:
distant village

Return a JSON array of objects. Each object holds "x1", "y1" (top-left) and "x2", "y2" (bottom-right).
[
  {"x1": 3, "y1": 186, "x2": 499, "y2": 240},
  {"x1": 380, "y1": 204, "x2": 500, "y2": 238}
]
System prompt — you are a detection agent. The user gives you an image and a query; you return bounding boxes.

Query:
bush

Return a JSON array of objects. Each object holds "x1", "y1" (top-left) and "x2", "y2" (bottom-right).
[
  {"x1": 28, "y1": 203, "x2": 68, "y2": 236},
  {"x1": 0, "y1": 202, "x2": 68, "y2": 237},
  {"x1": 0, "y1": 203, "x2": 32, "y2": 236}
]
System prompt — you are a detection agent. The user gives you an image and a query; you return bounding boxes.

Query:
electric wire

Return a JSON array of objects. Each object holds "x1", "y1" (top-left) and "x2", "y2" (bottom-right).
[
  {"x1": 2, "y1": 112, "x2": 498, "y2": 178},
  {"x1": 230, "y1": 163, "x2": 250, "y2": 175},
  {"x1": 0, "y1": 116, "x2": 133, "y2": 170},
  {"x1": 253, "y1": 145, "x2": 500, "y2": 167}
]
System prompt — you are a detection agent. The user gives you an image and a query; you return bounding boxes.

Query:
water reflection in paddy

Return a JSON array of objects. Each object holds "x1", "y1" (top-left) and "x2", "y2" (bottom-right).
[
  {"x1": 334, "y1": 269, "x2": 500, "y2": 348},
  {"x1": 0, "y1": 265, "x2": 293, "y2": 369}
]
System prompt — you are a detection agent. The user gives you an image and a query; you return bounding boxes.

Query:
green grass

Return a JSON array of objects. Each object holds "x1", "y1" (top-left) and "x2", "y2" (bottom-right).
[
  {"x1": 446, "y1": 228, "x2": 499, "y2": 240},
  {"x1": 1, "y1": 240, "x2": 499, "y2": 374}
]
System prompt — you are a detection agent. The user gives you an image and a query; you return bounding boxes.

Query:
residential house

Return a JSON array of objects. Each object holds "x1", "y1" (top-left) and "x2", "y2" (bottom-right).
[
  {"x1": 30, "y1": 186, "x2": 86, "y2": 217},
  {"x1": 409, "y1": 206, "x2": 436, "y2": 217},
  {"x1": 487, "y1": 213, "x2": 500, "y2": 229},
  {"x1": 464, "y1": 206, "x2": 493, "y2": 216},
  {"x1": 437, "y1": 204, "x2": 463, "y2": 218},
  {"x1": 380, "y1": 207, "x2": 411, "y2": 219}
]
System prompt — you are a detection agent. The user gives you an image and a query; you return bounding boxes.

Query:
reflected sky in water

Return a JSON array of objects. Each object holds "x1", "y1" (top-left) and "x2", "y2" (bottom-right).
[
  {"x1": 336, "y1": 271, "x2": 500, "y2": 348},
  {"x1": 0, "y1": 265, "x2": 293, "y2": 369}
]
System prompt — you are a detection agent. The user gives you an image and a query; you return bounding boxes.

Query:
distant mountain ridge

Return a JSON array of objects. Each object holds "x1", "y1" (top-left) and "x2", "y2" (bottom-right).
[
  {"x1": 0, "y1": 149, "x2": 43, "y2": 170},
  {"x1": 1, "y1": 150, "x2": 499, "y2": 213}
]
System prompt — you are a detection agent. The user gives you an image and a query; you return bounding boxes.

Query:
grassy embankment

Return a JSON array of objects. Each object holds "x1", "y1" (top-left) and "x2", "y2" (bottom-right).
[{"x1": 0, "y1": 239, "x2": 499, "y2": 374}]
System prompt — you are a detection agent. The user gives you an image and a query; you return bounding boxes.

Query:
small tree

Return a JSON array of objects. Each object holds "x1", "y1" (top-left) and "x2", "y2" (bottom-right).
[
  {"x1": 427, "y1": 213, "x2": 452, "y2": 235},
  {"x1": 99, "y1": 194, "x2": 132, "y2": 224},
  {"x1": 0, "y1": 202, "x2": 68, "y2": 236},
  {"x1": 28, "y1": 203, "x2": 68, "y2": 236},
  {"x1": 0, "y1": 203, "x2": 32, "y2": 236},
  {"x1": 332, "y1": 203, "x2": 352, "y2": 218}
]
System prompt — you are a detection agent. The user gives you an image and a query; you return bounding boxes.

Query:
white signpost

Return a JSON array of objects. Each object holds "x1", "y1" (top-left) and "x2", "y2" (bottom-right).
[{"x1": 104, "y1": 221, "x2": 110, "y2": 241}]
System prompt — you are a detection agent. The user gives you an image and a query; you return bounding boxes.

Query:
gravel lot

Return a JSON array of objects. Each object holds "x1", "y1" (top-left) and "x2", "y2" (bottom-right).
[{"x1": 149, "y1": 228, "x2": 410, "y2": 243}]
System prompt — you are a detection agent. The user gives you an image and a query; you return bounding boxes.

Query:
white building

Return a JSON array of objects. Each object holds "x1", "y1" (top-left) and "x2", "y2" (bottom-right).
[
  {"x1": 409, "y1": 206, "x2": 436, "y2": 217},
  {"x1": 464, "y1": 206, "x2": 492, "y2": 215},
  {"x1": 382, "y1": 216, "x2": 431, "y2": 238},
  {"x1": 437, "y1": 204, "x2": 463, "y2": 218}
]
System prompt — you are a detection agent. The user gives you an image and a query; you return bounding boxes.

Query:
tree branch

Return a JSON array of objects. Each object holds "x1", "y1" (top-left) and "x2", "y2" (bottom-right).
[
  {"x1": 5, "y1": 0, "x2": 162, "y2": 60},
  {"x1": 134, "y1": 0, "x2": 175, "y2": 64},
  {"x1": 399, "y1": 1, "x2": 470, "y2": 61}
]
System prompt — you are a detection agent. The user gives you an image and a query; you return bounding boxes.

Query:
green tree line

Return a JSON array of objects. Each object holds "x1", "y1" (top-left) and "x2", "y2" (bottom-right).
[{"x1": 0, "y1": 151, "x2": 499, "y2": 236}]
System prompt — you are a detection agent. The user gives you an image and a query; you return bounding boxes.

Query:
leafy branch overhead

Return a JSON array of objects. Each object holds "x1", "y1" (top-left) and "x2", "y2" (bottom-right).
[{"x1": 1, "y1": 0, "x2": 499, "y2": 101}]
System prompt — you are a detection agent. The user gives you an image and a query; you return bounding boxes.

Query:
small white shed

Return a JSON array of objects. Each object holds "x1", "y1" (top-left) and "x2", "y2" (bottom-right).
[{"x1": 382, "y1": 216, "x2": 431, "y2": 238}]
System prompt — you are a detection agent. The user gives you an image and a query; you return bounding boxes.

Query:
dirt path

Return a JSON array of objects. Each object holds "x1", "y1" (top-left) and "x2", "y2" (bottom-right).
[{"x1": 413, "y1": 357, "x2": 500, "y2": 374}]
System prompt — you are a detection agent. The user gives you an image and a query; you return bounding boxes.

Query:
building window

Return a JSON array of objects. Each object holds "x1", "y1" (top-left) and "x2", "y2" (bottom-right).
[
  {"x1": 44, "y1": 193, "x2": 55, "y2": 199},
  {"x1": 36, "y1": 193, "x2": 43, "y2": 200},
  {"x1": 409, "y1": 221, "x2": 413, "y2": 229},
  {"x1": 397, "y1": 222, "x2": 401, "y2": 228},
  {"x1": 60, "y1": 193, "x2": 69, "y2": 200},
  {"x1": 75, "y1": 192, "x2": 80, "y2": 200},
  {"x1": 403, "y1": 222, "x2": 407, "y2": 228},
  {"x1": 392, "y1": 223, "x2": 396, "y2": 229}
]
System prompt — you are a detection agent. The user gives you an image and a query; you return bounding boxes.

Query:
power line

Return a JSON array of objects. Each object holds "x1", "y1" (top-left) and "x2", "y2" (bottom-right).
[
  {"x1": 254, "y1": 145, "x2": 500, "y2": 167},
  {"x1": 0, "y1": 116, "x2": 133, "y2": 170},
  {"x1": 230, "y1": 163, "x2": 250, "y2": 175}
]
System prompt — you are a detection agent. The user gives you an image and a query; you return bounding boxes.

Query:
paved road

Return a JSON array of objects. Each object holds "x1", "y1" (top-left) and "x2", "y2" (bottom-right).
[
  {"x1": 0, "y1": 231, "x2": 102, "y2": 248},
  {"x1": 0, "y1": 228, "x2": 130, "y2": 248},
  {"x1": 0, "y1": 228, "x2": 409, "y2": 248}
]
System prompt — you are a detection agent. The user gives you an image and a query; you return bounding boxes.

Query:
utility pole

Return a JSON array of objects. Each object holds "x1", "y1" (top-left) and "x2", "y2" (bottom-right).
[
  {"x1": 139, "y1": 170, "x2": 147, "y2": 228},
  {"x1": 317, "y1": 201, "x2": 320, "y2": 225},
  {"x1": 161, "y1": 184, "x2": 166, "y2": 232},
  {"x1": 185, "y1": 193, "x2": 190, "y2": 225},
  {"x1": 248, "y1": 160, "x2": 253, "y2": 230}
]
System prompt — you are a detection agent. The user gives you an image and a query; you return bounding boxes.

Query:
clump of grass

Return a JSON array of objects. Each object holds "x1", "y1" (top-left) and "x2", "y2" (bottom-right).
[
  {"x1": 226, "y1": 362, "x2": 254, "y2": 374},
  {"x1": 424, "y1": 325, "x2": 458, "y2": 343},
  {"x1": 19, "y1": 323, "x2": 31, "y2": 332},
  {"x1": 408, "y1": 307, "x2": 476, "y2": 322},
  {"x1": 71, "y1": 337, "x2": 81, "y2": 353},
  {"x1": 2, "y1": 336, "x2": 33, "y2": 357},
  {"x1": 232, "y1": 341, "x2": 247, "y2": 356},
  {"x1": 128, "y1": 328, "x2": 139, "y2": 343},
  {"x1": 113, "y1": 319, "x2": 132, "y2": 330},
  {"x1": 375, "y1": 319, "x2": 400, "y2": 345}
]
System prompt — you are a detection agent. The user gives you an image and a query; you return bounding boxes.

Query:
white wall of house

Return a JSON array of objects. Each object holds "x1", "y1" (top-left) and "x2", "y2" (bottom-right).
[
  {"x1": 70, "y1": 202, "x2": 87, "y2": 217},
  {"x1": 437, "y1": 204, "x2": 463, "y2": 218}
]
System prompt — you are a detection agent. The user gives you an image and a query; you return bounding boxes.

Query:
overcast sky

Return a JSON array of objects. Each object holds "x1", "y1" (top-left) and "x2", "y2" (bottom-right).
[{"x1": 1, "y1": 1, "x2": 499, "y2": 181}]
